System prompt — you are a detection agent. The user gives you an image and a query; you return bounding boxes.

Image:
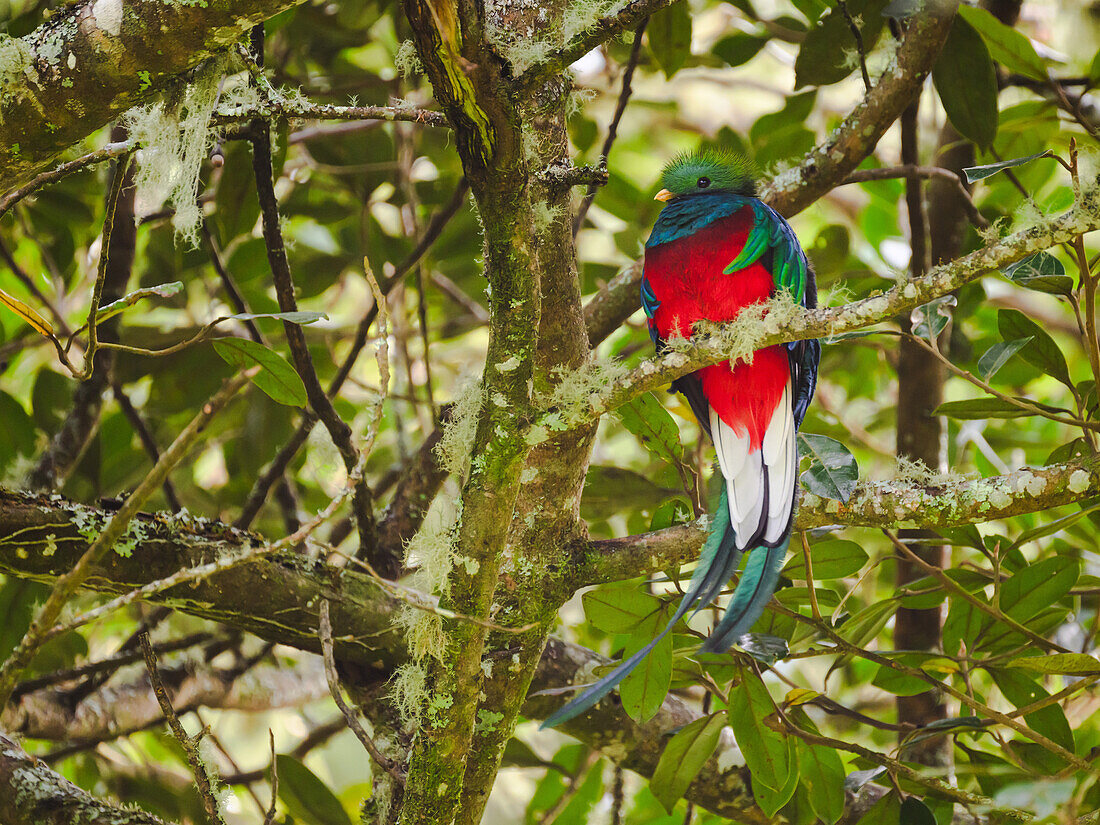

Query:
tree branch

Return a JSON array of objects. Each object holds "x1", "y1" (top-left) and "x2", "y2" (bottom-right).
[
  {"x1": 563, "y1": 194, "x2": 1100, "y2": 432},
  {"x1": 0, "y1": 480, "x2": 1094, "y2": 820},
  {"x1": 0, "y1": 0, "x2": 310, "y2": 191},
  {"x1": 0, "y1": 731, "x2": 171, "y2": 825},
  {"x1": 515, "y1": 0, "x2": 677, "y2": 87},
  {"x1": 574, "y1": 459, "x2": 1100, "y2": 586}
]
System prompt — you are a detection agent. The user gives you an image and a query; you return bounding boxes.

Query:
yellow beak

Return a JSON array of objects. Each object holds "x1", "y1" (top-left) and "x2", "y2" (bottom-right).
[{"x1": 654, "y1": 188, "x2": 674, "y2": 202}]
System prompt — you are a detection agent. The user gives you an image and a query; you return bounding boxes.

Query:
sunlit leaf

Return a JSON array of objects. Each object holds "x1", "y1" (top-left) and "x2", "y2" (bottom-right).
[
  {"x1": 0, "y1": 286, "x2": 53, "y2": 336},
  {"x1": 1009, "y1": 653, "x2": 1100, "y2": 676},
  {"x1": 957, "y1": 5, "x2": 1048, "y2": 80}
]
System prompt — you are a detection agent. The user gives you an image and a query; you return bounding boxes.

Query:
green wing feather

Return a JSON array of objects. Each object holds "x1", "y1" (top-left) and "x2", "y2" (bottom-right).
[{"x1": 723, "y1": 200, "x2": 808, "y2": 304}]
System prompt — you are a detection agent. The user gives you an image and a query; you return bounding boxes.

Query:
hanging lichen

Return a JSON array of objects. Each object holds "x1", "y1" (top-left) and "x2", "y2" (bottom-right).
[{"x1": 123, "y1": 57, "x2": 224, "y2": 246}]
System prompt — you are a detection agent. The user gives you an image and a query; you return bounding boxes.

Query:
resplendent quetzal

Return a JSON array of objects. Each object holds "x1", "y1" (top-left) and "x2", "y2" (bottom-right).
[{"x1": 544, "y1": 151, "x2": 820, "y2": 728}]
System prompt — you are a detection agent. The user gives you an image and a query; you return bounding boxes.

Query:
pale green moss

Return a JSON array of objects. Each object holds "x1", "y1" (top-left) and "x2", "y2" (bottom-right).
[
  {"x1": 124, "y1": 57, "x2": 224, "y2": 246},
  {"x1": 394, "y1": 40, "x2": 423, "y2": 76}
]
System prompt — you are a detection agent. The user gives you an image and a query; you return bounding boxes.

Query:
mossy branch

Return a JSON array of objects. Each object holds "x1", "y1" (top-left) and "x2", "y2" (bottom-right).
[
  {"x1": 560, "y1": 194, "x2": 1100, "y2": 432},
  {"x1": 575, "y1": 458, "x2": 1100, "y2": 587},
  {"x1": 0, "y1": 731, "x2": 172, "y2": 825},
  {"x1": 0, "y1": 0, "x2": 310, "y2": 191}
]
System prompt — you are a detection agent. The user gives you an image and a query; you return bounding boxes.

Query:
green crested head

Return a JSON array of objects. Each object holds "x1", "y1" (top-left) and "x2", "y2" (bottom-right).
[{"x1": 656, "y1": 150, "x2": 756, "y2": 201}]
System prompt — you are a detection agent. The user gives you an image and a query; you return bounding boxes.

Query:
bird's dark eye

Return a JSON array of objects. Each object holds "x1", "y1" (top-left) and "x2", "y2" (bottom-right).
[{"x1": 697, "y1": 177, "x2": 711, "y2": 189}]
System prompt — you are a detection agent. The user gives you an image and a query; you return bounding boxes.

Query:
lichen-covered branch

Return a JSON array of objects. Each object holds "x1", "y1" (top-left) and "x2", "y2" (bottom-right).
[
  {"x1": 514, "y1": 0, "x2": 677, "y2": 87},
  {"x1": 0, "y1": 0, "x2": 312, "y2": 191},
  {"x1": 575, "y1": 459, "x2": 1100, "y2": 586},
  {"x1": 0, "y1": 731, "x2": 171, "y2": 825},
  {"x1": 0, "y1": 487, "x2": 1077, "y2": 821},
  {"x1": 760, "y1": 0, "x2": 958, "y2": 217},
  {"x1": 567, "y1": 194, "x2": 1100, "y2": 431},
  {"x1": 578, "y1": 0, "x2": 959, "y2": 339}
]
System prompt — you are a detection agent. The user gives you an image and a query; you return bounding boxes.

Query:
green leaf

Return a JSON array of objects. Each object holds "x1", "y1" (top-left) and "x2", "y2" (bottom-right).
[
  {"x1": 900, "y1": 796, "x2": 936, "y2": 825},
  {"x1": 649, "y1": 713, "x2": 727, "y2": 813},
  {"x1": 872, "y1": 653, "x2": 956, "y2": 697},
  {"x1": 933, "y1": 397, "x2": 1042, "y2": 419},
  {"x1": 212, "y1": 337, "x2": 308, "y2": 407},
  {"x1": 713, "y1": 32, "x2": 767, "y2": 67},
  {"x1": 977, "y1": 337, "x2": 1033, "y2": 381},
  {"x1": 226, "y1": 311, "x2": 328, "y2": 325},
  {"x1": 957, "y1": 5, "x2": 1048, "y2": 80},
  {"x1": 0, "y1": 391, "x2": 37, "y2": 472},
  {"x1": 838, "y1": 598, "x2": 896, "y2": 649},
  {"x1": 582, "y1": 584, "x2": 662, "y2": 634},
  {"x1": 752, "y1": 736, "x2": 800, "y2": 818},
  {"x1": 649, "y1": 1, "x2": 692, "y2": 78},
  {"x1": 93, "y1": 281, "x2": 184, "y2": 325},
  {"x1": 728, "y1": 667, "x2": 794, "y2": 812},
  {"x1": 581, "y1": 466, "x2": 680, "y2": 521},
  {"x1": 964, "y1": 151, "x2": 1051, "y2": 183},
  {"x1": 782, "y1": 539, "x2": 868, "y2": 580},
  {"x1": 788, "y1": 708, "x2": 845, "y2": 824},
  {"x1": 793, "y1": 0, "x2": 889, "y2": 89},
  {"x1": 619, "y1": 606, "x2": 674, "y2": 723},
  {"x1": 618, "y1": 392, "x2": 683, "y2": 465},
  {"x1": 1090, "y1": 48, "x2": 1100, "y2": 84},
  {"x1": 798, "y1": 434, "x2": 858, "y2": 502},
  {"x1": 911, "y1": 295, "x2": 955, "y2": 339},
  {"x1": 997, "y1": 309, "x2": 1073, "y2": 388},
  {"x1": 503, "y1": 737, "x2": 566, "y2": 773},
  {"x1": 988, "y1": 667, "x2": 1074, "y2": 754},
  {"x1": 1010, "y1": 500, "x2": 1100, "y2": 549},
  {"x1": 275, "y1": 755, "x2": 354, "y2": 825},
  {"x1": 1009, "y1": 653, "x2": 1100, "y2": 676},
  {"x1": 1002, "y1": 251, "x2": 1073, "y2": 295},
  {"x1": 932, "y1": 16, "x2": 998, "y2": 149}
]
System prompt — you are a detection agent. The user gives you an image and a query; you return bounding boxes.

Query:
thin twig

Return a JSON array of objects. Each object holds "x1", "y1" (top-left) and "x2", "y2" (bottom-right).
[
  {"x1": 882, "y1": 529, "x2": 1071, "y2": 654},
  {"x1": 0, "y1": 369, "x2": 254, "y2": 707},
  {"x1": 573, "y1": 17, "x2": 648, "y2": 236},
  {"x1": 234, "y1": 178, "x2": 468, "y2": 532},
  {"x1": 74, "y1": 152, "x2": 134, "y2": 380},
  {"x1": 139, "y1": 633, "x2": 226, "y2": 825},
  {"x1": 835, "y1": 0, "x2": 871, "y2": 91},
  {"x1": 0, "y1": 141, "x2": 135, "y2": 218},
  {"x1": 841, "y1": 164, "x2": 988, "y2": 229},
  {"x1": 264, "y1": 731, "x2": 279, "y2": 825},
  {"x1": 318, "y1": 600, "x2": 406, "y2": 784},
  {"x1": 249, "y1": 95, "x2": 377, "y2": 558},
  {"x1": 45, "y1": 262, "x2": 390, "y2": 640}
]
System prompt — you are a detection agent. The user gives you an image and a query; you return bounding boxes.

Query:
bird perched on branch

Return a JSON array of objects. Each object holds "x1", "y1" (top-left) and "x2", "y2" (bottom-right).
[{"x1": 544, "y1": 150, "x2": 820, "y2": 728}]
